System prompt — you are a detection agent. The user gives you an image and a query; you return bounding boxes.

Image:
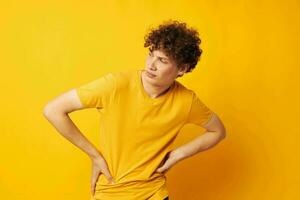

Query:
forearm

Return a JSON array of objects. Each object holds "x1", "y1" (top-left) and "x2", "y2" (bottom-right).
[
  {"x1": 174, "y1": 131, "x2": 225, "y2": 162},
  {"x1": 43, "y1": 110, "x2": 101, "y2": 160}
]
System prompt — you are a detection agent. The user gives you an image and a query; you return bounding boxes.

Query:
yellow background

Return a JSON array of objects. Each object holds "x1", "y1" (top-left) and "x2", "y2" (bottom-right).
[{"x1": 0, "y1": 0, "x2": 299, "y2": 199}]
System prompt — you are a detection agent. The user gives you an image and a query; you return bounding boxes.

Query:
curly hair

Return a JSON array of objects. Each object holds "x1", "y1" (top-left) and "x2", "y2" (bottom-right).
[{"x1": 143, "y1": 19, "x2": 202, "y2": 76}]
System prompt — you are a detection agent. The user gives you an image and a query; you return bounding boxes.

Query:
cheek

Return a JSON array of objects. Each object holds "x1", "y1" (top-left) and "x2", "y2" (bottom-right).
[
  {"x1": 163, "y1": 65, "x2": 176, "y2": 74},
  {"x1": 145, "y1": 57, "x2": 151, "y2": 65},
  {"x1": 159, "y1": 66, "x2": 175, "y2": 79}
]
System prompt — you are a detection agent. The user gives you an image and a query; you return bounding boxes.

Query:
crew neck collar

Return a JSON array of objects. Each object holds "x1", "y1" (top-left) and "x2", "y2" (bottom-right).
[{"x1": 136, "y1": 69, "x2": 175, "y2": 104}]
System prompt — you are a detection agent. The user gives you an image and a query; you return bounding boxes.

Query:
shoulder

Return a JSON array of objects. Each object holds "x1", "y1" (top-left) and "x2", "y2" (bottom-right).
[
  {"x1": 109, "y1": 69, "x2": 138, "y2": 90},
  {"x1": 174, "y1": 80, "x2": 194, "y2": 98},
  {"x1": 109, "y1": 69, "x2": 136, "y2": 80}
]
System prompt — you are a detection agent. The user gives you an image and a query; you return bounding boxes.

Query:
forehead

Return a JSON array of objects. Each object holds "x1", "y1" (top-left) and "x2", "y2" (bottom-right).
[{"x1": 150, "y1": 48, "x2": 171, "y2": 60}]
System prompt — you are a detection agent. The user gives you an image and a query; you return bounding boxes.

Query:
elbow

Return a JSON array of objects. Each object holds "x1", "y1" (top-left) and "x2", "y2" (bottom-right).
[
  {"x1": 219, "y1": 128, "x2": 227, "y2": 140},
  {"x1": 43, "y1": 103, "x2": 52, "y2": 118},
  {"x1": 217, "y1": 121, "x2": 227, "y2": 140},
  {"x1": 43, "y1": 102, "x2": 67, "y2": 119},
  {"x1": 220, "y1": 132, "x2": 226, "y2": 140},
  {"x1": 213, "y1": 126, "x2": 226, "y2": 140},
  {"x1": 43, "y1": 102, "x2": 59, "y2": 119}
]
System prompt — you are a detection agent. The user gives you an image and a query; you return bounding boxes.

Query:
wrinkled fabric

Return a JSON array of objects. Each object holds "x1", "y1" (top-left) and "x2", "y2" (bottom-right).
[{"x1": 76, "y1": 69, "x2": 213, "y2": 200}]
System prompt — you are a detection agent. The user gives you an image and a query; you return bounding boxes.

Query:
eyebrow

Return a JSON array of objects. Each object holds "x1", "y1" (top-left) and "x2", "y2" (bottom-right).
[
  {"x1": 158, "y1": 56, "x2": 169, "y2": 61},
  {"x1": 150, "y1": 50, "x2": 169, "y2": 60}
]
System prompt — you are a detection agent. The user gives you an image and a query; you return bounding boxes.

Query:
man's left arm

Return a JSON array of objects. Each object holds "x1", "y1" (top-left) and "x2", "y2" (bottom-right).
[
  {"x1": 155, "y1": 112, "x2": 226, "y2": 174},
  {"x1": 173, "y1": 112, "x2": 226, "y2": 162}
]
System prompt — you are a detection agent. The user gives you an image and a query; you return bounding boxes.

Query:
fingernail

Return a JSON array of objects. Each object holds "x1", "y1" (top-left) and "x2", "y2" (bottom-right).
[{"x1": 109, "y1": 179, "x2": 115, "y2": 184}]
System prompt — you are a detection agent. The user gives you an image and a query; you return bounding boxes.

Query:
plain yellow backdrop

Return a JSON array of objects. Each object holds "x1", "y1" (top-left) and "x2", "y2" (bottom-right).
[{"x1": 0, "y1": 0, "x2": 299, "y2": 200}]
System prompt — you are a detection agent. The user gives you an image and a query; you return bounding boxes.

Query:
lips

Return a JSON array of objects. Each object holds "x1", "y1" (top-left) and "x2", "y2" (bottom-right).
[{"x1": 146, "y1": 71, "x2": 156, "y2": 78}]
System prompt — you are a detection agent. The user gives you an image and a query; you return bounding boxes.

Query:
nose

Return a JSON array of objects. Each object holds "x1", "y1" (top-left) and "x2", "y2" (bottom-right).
[
  {"x1": 149, "y1": 58, "x2": 157, "y2": 71},
  {"x1": 150, "y1": 65, "x2": 156, "y2": 71}
]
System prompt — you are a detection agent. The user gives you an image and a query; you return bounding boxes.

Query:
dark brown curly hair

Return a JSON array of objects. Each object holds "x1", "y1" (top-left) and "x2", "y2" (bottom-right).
[{"x1": 143, "y1": 19, "x2": 202, "y2": 77}]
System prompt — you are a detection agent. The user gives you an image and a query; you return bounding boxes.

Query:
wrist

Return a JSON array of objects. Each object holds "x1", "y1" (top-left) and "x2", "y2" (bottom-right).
[
  {"x1": 89, "y1": 151, "x2": 103, "y2": 161},
  {"x1": 172, "y1": 148, "x2": 186, "y2": 162}
]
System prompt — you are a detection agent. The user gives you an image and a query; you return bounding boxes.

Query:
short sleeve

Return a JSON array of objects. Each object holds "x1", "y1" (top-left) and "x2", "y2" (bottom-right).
[
  {"x1": 185, "y1": 91, "x2": 214, "y2": 126},
  {"x1": 75, "y1": 72, "x2": 116, "y2": 109}
]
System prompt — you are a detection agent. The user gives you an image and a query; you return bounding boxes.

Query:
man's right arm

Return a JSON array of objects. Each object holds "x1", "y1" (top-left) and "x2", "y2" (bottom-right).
[{"x1": 42, "y1": 89, "x2": 102, "y2": 160}]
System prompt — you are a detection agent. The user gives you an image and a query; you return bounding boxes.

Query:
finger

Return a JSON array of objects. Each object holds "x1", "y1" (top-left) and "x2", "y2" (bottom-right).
[
  {"x1": 158, "y1": 166, "x2": 170, "y2": 174},
  {"x1": 156, "y1": 158, "x2": 172, "y2": 173},
  {"x1": 91, "y1": 171, "x2": 101, "y2": 195},
  {"x1": 156, "y1": 166, "x2": 166, "y2": 173},
  {"x1": 101, "y1": 167, "x2": 115, "y2": 184},
  {"x1": 91, "y1": 182, "x2": 95, "y2": 196},
  {"x1": 91, "y1": 175, "x2": 101, "y2": 195},
  {"x1": 91, "y1": 186, "x2": 95, "y2": 196},
  {"x1": 91, "y1": 179, "x2": 96, "y2": 195}
]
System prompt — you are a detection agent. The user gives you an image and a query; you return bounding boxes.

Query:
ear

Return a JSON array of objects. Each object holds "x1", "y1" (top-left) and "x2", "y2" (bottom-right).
[{"x1": 177, "y1": 64, "x2": 189, "y2": 76}]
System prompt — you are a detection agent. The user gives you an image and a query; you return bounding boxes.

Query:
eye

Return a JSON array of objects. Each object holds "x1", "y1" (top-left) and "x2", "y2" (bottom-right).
[{"x1": 160, "y1": 59, "x2": 167, "y2": 64}]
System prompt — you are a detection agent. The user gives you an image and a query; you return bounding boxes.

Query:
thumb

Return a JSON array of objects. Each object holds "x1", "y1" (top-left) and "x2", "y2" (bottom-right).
[
  {"x1": 156, "y1": 165, "x2": 167, "y2": 173},
  {"x1": 101, "y1": 167, "x2": 115, "y2": 184}
]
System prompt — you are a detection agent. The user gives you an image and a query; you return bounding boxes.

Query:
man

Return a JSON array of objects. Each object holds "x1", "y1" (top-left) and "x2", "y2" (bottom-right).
[{"x1": 43, "y1": 20, "x2": 226, "y2": 200}]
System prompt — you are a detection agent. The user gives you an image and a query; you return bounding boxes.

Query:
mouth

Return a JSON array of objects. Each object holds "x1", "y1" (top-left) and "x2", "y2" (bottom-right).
[{"x1": 145, "y1": 70, "x2": 156, "y2": 78}]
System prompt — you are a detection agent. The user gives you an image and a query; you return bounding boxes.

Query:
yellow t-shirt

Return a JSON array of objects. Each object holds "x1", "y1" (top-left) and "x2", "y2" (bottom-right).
[{"x1": 75, "y1": 69, "x2": 214, "y2": 200}]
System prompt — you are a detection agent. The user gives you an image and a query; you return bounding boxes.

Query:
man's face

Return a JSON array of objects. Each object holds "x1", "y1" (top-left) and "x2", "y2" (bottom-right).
[{"x1": 143, "y1": 48, "x2": 186, "y2": 86}]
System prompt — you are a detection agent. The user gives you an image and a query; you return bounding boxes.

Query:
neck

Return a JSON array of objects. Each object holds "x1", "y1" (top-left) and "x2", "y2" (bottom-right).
[{"x1": 141, "y1": 70, "x2": 173, "y2": 98}]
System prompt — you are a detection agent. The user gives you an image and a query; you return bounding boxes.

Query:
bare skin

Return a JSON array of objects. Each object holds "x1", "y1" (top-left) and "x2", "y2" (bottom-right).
[
  {"x1": 142, "y1": 48, "x2": 226, "y2": 174},
  {"x1": 141, "y1": 48, "x2": 188, "y2": 99},
  {"x1": 43, "y1": 89, "x2": 115, "y2": 196},
  {"x1": 43, "y1": 48, "x2": 226, "y2": 196}
]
